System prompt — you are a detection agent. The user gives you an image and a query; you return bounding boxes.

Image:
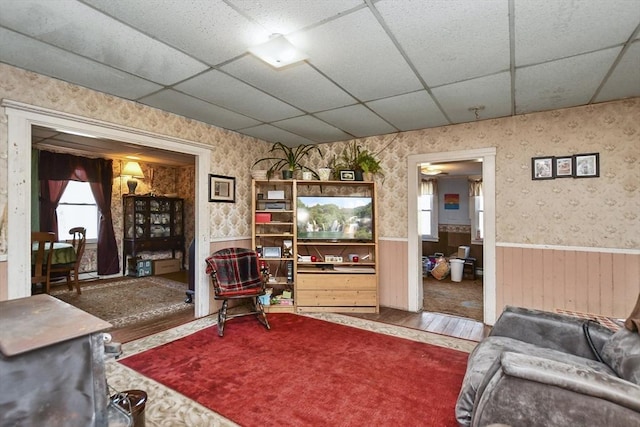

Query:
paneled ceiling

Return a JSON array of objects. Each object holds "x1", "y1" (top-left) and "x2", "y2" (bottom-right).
[{"x1": 2, "y1": 0, "x2": 639, "y2": 151}]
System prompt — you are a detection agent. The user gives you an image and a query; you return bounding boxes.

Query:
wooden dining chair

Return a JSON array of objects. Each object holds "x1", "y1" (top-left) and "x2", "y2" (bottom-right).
[
  {"x1": 31, "y1": 231, "x2": 55, "y2": 294},
  {"x1": 50, "y1": 227, "x2": 86, "y2": 294}
]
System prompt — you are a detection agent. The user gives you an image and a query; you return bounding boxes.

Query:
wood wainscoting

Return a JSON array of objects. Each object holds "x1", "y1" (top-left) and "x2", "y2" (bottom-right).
[{"x1": 497, "y1": 245, "x2": 640, "y2": 319}]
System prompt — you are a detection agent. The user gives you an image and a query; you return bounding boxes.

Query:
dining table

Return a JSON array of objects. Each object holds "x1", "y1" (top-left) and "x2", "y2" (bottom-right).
[{"x1": 31, "y1": 241, "x2": 77, "y2": 266}]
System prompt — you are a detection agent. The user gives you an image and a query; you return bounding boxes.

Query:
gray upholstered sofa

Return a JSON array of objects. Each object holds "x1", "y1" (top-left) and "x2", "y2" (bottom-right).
[{"x1": 455, "y1": 306, "x2": 640, "y2": 427}]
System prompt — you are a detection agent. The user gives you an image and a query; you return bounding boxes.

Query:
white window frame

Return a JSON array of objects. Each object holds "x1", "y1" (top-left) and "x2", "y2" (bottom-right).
[
  {"x1": 471, "y1": 194, "x2": 484, "y2": 244},
  {"x1": 419, "y1": 193, "x2": 438, "y2": 241},
  {"x1": 56, "y1": 181, "x2": 99, "y2": 243}
]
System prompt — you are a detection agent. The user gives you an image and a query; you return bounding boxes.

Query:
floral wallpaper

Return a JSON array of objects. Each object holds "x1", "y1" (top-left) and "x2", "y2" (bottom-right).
[
  {"x1": 320, "y1": 98, "x2": 639, "y2": 249},
  {"x1": 1, "y1": 63, "x2": 639, "y2": 261},
  {"x1": 0, "y1": 63, "x2": 270, "y2": 260}
]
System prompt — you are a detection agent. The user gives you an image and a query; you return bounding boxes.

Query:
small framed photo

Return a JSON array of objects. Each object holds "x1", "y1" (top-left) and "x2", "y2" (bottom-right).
[
  {"x1": 531, "y1": 156, "x2": 555, "y2": 180},
  {"x1": 573, "y1": 153, "x2": 599, "y2": 178},
  {"x1": 554, "y1": 156, "x2": 573, "y2": 178},
  {"x1": 340, "y1": 170, "x2": 355, "y2": 181},
  {"x1": 208, "y1": 174, "x2": 236, "y2": 202}
]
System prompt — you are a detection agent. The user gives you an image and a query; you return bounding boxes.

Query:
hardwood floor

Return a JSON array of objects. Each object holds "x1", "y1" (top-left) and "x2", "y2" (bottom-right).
[
  {"x1": 108, "y1": 271, "x2": 487, "y2": 344},
  {"x1": 109, "y1": 307, "x2": 197, "y2": 344},
  {"x1": 110, "y1": 305, "x2": 486, "y2": 344},
  {"x1": 347, "y1": 307, "x2": 488, "y2": 342}
]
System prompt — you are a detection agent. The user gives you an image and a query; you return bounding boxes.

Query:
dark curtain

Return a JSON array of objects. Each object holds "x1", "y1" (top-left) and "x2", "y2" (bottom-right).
[
  {"x1": 38, "y1": 150, "x2": 120, "y2": 275},
  {"x1": 39, "y1": 180, "x2": 68, "y2": 240}
]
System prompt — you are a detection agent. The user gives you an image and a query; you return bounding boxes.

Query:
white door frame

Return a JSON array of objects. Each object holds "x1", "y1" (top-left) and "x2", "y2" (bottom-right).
[
  {"x1": 407, "y1": 148, "x2": 497, "y2": 325},
  {"x1": 4, "y1": 100, "x2": 212, "y2": 317}
]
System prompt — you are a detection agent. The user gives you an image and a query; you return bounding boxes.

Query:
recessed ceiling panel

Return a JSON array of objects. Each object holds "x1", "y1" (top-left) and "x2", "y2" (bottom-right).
[
  {"x1": 315, "y1": 105, "x2": 397, "y2": 138},
  {"x1": 595, "y1": 41, "x2": 640, "y2": 103},
  {"x1": 433, "y1": 72, "x2": 512, "y2": 123},
  {"x1": 175, "y1": 70, "x2": 303, "y2": 122},
  {"x1": 84, "y1": 0, "x2": 265, "y2": 65},
  {"x1": 0, "y1": 0, "x2": 208, "y2": 85},
  {"x1": 0, "y1": 28, "x2": 162, "y2": 99},
  {"x1": 366, "y1": 91, "x2": 449, "y2": 131},
  {"x1": 272, "y1": 115, "x2": 352, "y2": 143},
  {"x1": 516, "y1": 48, "x2": 622, "y2": 114},
  {"x1": 221, "y1": 56, "x2": 357, "y2": 113},
  {"x1": 238, "y1": 124, "x2": 316, "y2": 146},
  {"x1": 228, "y1": 0, "x2": 363, "y2": 34},
  {"x1": 288, "y1": 8, "x2": 423, "y2": 101},
  {"x1": 139, "y1": 89, "x2": 261, "y2": 130},
  {"x1": 376, "y1": 0, "x2": 510, "y2": 87},
  {"x1": 515, "y1": 0, "x2": 640, "y2": 66}
]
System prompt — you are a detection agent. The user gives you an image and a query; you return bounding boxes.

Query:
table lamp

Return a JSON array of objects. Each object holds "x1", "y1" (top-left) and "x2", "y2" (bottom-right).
[{"x1": 122, "y1": 161, "x2": 144, "y2": 194}]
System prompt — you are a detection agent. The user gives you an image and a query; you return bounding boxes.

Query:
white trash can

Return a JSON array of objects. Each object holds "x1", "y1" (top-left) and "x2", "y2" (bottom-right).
[{"x1": 450, "y1": 259, "x2": 465, "y2": 282}]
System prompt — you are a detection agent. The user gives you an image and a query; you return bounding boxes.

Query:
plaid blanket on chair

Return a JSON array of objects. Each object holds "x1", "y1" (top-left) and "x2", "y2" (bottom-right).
[{"x1": 205, "y1": 248, "x2": 263, "y2": 295}]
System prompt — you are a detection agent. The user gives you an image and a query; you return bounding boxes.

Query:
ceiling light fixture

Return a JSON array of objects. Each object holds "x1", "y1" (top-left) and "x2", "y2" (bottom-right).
[
  {"x1": 421, "y1": 166, "x2": 443, "y2": 176},
  {"x1": 248, "y1": 34, "x2": 308, "y2": 68}
]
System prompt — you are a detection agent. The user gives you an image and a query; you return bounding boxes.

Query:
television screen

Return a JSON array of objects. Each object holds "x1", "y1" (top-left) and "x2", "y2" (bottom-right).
[{"x1": 297, "y1": 196, "x2": 373, "y2": 241}]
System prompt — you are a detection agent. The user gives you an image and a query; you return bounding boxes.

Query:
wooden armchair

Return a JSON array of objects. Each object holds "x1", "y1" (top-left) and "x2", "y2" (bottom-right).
[
  {"x1": 50, "y1": 227, "x2": 86, "y2": 294},
  {"x1": 31, "y1": 231, "x2": 55, "y2": 294},
  {"x1": 205, "y1": 248, "x2": 270, "y2": 337}
]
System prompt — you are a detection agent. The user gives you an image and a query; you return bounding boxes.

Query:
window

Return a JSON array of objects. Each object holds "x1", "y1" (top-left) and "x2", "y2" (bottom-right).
[
  {"x1": 472, "y1": 194, "x2": 484, "y2": 242},
  {"x1": 419, "y1": 194, "x2": 438, "y2": 240},
  {"x1": 56, "y1": 181, "x2": 98, "y2": 241}
]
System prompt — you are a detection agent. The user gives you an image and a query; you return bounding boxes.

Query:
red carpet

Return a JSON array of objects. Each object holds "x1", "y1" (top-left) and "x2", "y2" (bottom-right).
[{"x1": 119, "y1": 314, "x2": 468, "y2": 426}]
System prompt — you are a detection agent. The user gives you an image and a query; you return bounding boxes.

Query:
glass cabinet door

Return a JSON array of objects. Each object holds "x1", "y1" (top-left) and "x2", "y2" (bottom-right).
[{"x1": 174, "y1": 200, "x2": 183, "y2": 236}]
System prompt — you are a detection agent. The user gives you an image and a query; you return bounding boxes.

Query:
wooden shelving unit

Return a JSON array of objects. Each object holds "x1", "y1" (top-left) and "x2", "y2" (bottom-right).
[{"x1": 251, "y1": 179, "x2": 379, "y2": 314}]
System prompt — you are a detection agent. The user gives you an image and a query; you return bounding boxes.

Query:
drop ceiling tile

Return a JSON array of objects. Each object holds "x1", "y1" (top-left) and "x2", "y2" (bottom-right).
[
  {"x1": 315, "y1": 105, "x2": 397, "y2": 138},
  {"x1": 175, "y1": 70, "x2": 303, "y2": 122},
  {"x1": 84, "y1": 0, "x2": 265, "y2": 65},
  {"x1": 139, "y1": 89, "x2": 261, "y2": 130},
  {"x1": 288, "y1": 8, "x2": 423, "y2": 101},
  {"x1": 0, "y1": 0, "x2": 208, "y2": 85},
  {"x1": 221, "y1": 56, "x2": 357, "y2": 113},
  {"x1": 228, "y1": 0, "x2": 363, "y2": 34},
  {"x1": 596, "y1": 41, "x2": 640, "y2": 103},
  {"x1": 515, "y1": 0, "x2": 640, "y2": 65},
  {"x1": 516, "y1": 47, "x2": 622, "y2": 114},
  {"x1": 376, "y1": 0, "x2": 510, "y2": 87},
  {"x1": 433, "y1": 72, "x2": 512, "y2": 123},
  {"x1": 0, "y1": 28, "x2": 162, "y2": 99},
  {"x1": 272, "y1": 115, "x2": 352, "y2": 143},
  {"x1": 238, "y1": 124, "x2": 316, "y2": 146},
  {"x1": 366, "y1": 91, "x2": 449, "y2": 131}
]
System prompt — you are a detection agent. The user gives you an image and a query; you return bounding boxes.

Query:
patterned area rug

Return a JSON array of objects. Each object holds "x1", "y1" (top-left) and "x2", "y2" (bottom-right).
[
  {"x1": 424, "y1": 276, "x2": 483, "y2": 322},
  {"x1": 51, "y1": 277, "x2": 191, "y2": 329}
]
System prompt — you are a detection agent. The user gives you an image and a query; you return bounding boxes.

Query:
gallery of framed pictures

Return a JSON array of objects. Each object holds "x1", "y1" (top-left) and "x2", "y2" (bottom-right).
[{"x1": 532, "y1": 153, "x2": 599, "y2": 180}]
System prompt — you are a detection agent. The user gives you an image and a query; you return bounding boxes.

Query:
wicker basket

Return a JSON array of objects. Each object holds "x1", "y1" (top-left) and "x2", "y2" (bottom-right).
[{"x1": 430, "y1": 257, "x2": 450, "y2": 280}]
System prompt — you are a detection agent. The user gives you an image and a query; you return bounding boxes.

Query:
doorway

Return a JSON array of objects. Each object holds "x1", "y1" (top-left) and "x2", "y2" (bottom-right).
[
  {"x1": 419, "y1": 160, "x2": 484, "y2": 322},
  {"x1": 5, "y1": 101, "x2": 212, "y2": 318},
  {"x1": 407, "y1": 148, "x2": 497, "y2": 325}
]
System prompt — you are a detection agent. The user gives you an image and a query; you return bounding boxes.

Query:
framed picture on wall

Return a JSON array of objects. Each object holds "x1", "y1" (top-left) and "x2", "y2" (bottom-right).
[
  {"x1": 531, "y1": 156, "x2": 555, "y2": 180},
  {"x1": 554, "y1": 156, "x2": 573, "y2": 178},
  {"x1": 573, "y1": 153, "x2": 599, "y2": 178},
  {"x1": 208, "y1": 174, "x2": 236, "y2": 202}
]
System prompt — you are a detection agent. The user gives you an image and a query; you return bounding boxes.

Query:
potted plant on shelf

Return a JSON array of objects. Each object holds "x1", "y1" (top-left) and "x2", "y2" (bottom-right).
[
  {"x1": 335, "y1": 141, "x2": 383, "y2": 181},
  {"x1": 358, "y1": 151, "x2": 383, "y2": 181},
  {"x1": 252, "y1": 142, "x2": 323, "y2": 180}
]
